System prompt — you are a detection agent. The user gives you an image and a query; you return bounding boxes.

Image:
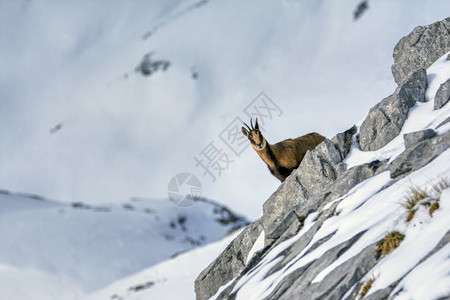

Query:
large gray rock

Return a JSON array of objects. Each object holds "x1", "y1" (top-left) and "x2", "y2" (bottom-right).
[
  {"x1": 435, "y1": 78, "x2": 450, "y2": 109},
  {"x1": 265, "y1": 210, "x2": 304, "y2": 245},
  {"x1": 359, "y1": 94, "x2": 408, "y2": 151},
  {"x1": 403, "y1": 129, "x2": 436, "y2": 149},
  {"x1": 359, "y1": 69, "x2": 427, "y2": 151},
  {"x1": 297, "y1": 139, "x2": 345, "y2": 196},
  {"x1": 262, "y1": 173, "x2": 307, "y2": 239},
  {"x1": 194, "y1": 220, "x2": 263, "y2": 300},
  {"x1": 331, "y1": 125, "x2": 357, "y2": 160},
  {"x1": 392, "y1": 17, "x2": 450, "y2": 85},
  {"x1": 397, "y1": 68, "x2": 428, "y2": 103},
  {"x1": 390, "y1": 130, "x2": 450, "y2": 178}
]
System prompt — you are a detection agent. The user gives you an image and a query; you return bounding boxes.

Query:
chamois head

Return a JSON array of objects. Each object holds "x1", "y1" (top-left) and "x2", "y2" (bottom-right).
[{"x1": 242, "y1": 118, "x2": 266, "y2": 151}]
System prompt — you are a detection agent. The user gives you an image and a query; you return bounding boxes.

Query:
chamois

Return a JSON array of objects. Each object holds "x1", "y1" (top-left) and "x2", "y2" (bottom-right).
[{"x1": 242, "y1": 118, "x2": 326, "y2": 182}]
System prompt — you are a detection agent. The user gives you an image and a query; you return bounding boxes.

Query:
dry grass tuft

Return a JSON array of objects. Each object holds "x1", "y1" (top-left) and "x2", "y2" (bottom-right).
[
  {"x1": 429, "y1": 201, "x2": 440, "y2": 216},
  {"x1": 376, "y1": 231, "x2": 405, "y2": 258},
  {"x1": 402, "y1": 186, "x2": 429, "y2": 222},
  {"x1": 406, "y1": 210, "x2": 415, "y2": 222},
  {"x1": 359, "y1": 276, "x2": 375, "y2": 299},
  {"x1": 403, "y1": 177, "x2": 449, "y2": 221},
  {"x1": 431, "y1": 177, "x2": 450, "y2": 196}
]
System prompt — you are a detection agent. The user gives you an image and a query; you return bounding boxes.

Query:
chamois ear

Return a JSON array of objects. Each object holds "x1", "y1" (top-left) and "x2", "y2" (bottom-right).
[
  {"x1": 242, "y1": 127, "x2": 250, "y2": 137},
  {"x1": 255, "y1": 118, "x2": 260, "y2": 130}
]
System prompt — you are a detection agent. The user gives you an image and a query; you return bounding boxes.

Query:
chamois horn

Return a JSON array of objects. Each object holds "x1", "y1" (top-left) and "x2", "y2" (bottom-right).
[
  {"x1": 243, "y1": 122, "x2": 251, "y2": 131},
  {"x1": 250, "y1": 118, "x2": 254, "y2": 129}
]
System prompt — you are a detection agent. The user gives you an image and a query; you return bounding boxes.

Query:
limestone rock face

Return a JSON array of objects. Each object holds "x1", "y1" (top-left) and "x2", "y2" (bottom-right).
[
  {"x1": 435, "y1": 78, "x2": 450, "y2": 109},
  {"x1": 403, "y1": 129, "x2": 436, "y2": 149},
  {"x1": 391, "y1": 17, "x2": 450, "y2": 85},
  {"x1": 359, "y1": 69, "x2": 427, "y2": 151},
  {"x1": 194, "y1": 220, "x2": 263, "y2": 300},
  {"x1": 390, "y1": 130, "x2": 450, "y2": 179}
]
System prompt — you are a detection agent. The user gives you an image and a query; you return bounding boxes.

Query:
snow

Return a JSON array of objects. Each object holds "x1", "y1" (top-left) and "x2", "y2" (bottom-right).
[
  {"x1": 0, "y1": 193, "x2": 245, "y2": 300},
  {"x1": 366, "y1": 188, "x2": 450, "y2": 298},
  {"x1": 246, "y1": 230, "x2": 265, "y2": 265},
  {"x1": 82, "y1": 230, "x2": 242, "y2": 300},
  {"x1": 344, "y1": 51, "x2": 450, "y2": 169},
  {"x1": 209, "y1": 279, "x2": 235, "y2": 300},
  {"x1": 393, "y1": 202, "x2": 450, "y2": 300}
]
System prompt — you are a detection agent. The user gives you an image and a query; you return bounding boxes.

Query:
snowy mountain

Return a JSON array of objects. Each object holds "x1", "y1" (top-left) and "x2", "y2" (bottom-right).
[
  {"x1": 194, "y1": 18, "x2": 450, "y2": 300},
  {"x1": 82, "y1": 230, "x2": 242, "y2": 300},
  {"x1": 1, "y1": 2, "x2": 450, "y2": 300},
  {"x1": 0, "y1": 190, "x2": 247, "y2": 300}
]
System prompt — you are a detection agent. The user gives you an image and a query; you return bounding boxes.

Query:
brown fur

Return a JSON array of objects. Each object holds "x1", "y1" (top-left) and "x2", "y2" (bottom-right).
[{"x1": 242, "y1": 119, "x2": 326, "y2": 182}]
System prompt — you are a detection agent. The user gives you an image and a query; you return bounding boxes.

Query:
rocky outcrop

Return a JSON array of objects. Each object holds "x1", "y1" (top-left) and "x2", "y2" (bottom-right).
[
  {"x1": 391, "y1": 17, "x2": 450, "y2": 85},
  {"x1": 136, "y1": 52, "x2": 170, "y2": 76},
  {"x1": 435, "y1": 78, "x2": 450, "y2": 109},
  {"x1": 359, "y1": 69, "x2": 427, "y2": 151},
  {"x1": 195, "y1": 18, "x2": 450, "y2": 300},
  {"x1": 403, "y1": 129, "x2": 436, "y2": 149},
  {"x1": 195, "y1": 220, "x2": 263, "y2": 300},
  {"x1": 390, "y1": 130, "x2": 450, "y2": 179}
]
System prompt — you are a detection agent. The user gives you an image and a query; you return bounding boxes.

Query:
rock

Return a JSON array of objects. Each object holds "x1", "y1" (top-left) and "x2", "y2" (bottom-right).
[
  {"x1": 390, "y1": 130, "x2": 450, "y2": 178},
  {"x1": 264, "y1": 232, "x2": 376, "y2": 300},
  {"x1": 322, "y1": 159, "x2": 387, "y2": 204},
  {"x1": 194, "y1": 220, "x2": 263, "y2": 300},
  {"x1": 215, "y1": 204, "x2": 339, "y2": 300},
  {"x1": 265, "y1": 210, "x2": 304, "y2": 245},
  {"x1": 136, "y1": 52, "x2": 170, "y2": 76},
  {"x1": 262, "y1": 175, "x2": 306, "y2": 238},
  {"x1": 331, "y1": 125, "x2": 357, "y2": 160},
  {"x1": 404, "y1": 129, "x2": 436, "y2": 149},
  {"x1": 297, "y1": 139, "x2": 345, "y2": 196},
  {"x1": 266, "y1": 203, "x2": 339, "y2": 276},
  {"x1": 437, "y1": 116, "x2": 450, "y2": 129},
  {"x1": 392, "y1": 17, "x2": 450, "y2": 85},
  {"x1": 363, "y1": 287, "x2": 397, "y2": 300},
  {"x1": 434, "y1": 78, "x2": 450, "y2": 109},
  {"x1": 359, "y1": 95, "x2": 408, "y2": 151},
  {"x1": 359, "y1": 69, "x2": 427, "y2": 151},
  {"x1": 397, "y1": 69, "x2": 428, "y2": 103}
]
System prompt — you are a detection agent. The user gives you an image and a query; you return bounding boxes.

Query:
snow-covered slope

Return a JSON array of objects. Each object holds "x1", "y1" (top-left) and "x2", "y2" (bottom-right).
[
  {"x1": 1, "y1": 0, "x2": 450, "y2": 219},
  {"x1": 0, "y1": 191, "x2": 246, "y2": 300},
  {"x1": 82, "y1": 230, "x2": 242, "y2": 300}
]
